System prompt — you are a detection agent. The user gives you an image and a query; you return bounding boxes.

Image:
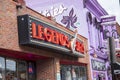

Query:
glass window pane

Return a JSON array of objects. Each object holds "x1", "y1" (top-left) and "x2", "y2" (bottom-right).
[
  {"x1": 60, "y1": 65, "x2": 87, "y2": 80},
  {"x1": 79, "y1": 66, "x2": 87, "y2": 80},
  {"x1": 28, "y1": 62, "x2": 36, "y2": 80},
  {"x1": 72, "y1": 66, "x2": 79, "y2": 80},
  {"x1": 18, "y1": 61, "x2": 27, "y2": 80},
  {"x1": 0, "y1": 57, "x2": 5, "y2": 80},
  {"x1": 6, "y1": 59, "x2": 17, "y2": 80},
  {"x1": 60, "y1": 65, "x2": 72, "y2": 80}
]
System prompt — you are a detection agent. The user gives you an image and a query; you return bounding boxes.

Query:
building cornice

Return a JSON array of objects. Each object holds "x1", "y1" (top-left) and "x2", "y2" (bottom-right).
[{"x1": 85, "y1": 0, "x2": 108, "y2": 20}]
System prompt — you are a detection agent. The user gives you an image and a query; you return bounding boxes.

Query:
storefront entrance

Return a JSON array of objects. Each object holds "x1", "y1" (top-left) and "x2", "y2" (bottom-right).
[
  {"x1": 60, "y1": 65, "x2": 87, "y2": 80},
  {"x1": 0, "y1": 56, "x2": 36, "y2": 80}
]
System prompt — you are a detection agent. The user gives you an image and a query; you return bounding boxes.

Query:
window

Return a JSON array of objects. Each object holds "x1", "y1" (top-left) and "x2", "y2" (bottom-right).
[
  {"x1": 103, "y1": 26, "x2": 110, "y2": 40},
  {"x1": 18, "y1": 61, "x2": 27, "y2": 80},
  {"x1": 28, "y1": 62, "x2": 36, "y2": 80},
  {"x1": 83, "y1": 0, "x2": 87, "y2": 8},
  {"x1": 60, "y1": 65, "x2": 72, "y2": 80},
  {"x1": 6, "y1": 59, "x2": 17, "y2": 80},
  {"x1": 94, "y1": 18, "x2": 102, "y2": 48},
  {"x1": 111, "y1": 25, "x2": 118, "y2": 39},
  {"x1": 0, "y1": 57, "x2": 5, "y2": 80},
  {"x1": 60, "y1": 65, "x2": 87, "y2": 80},
  {"x1": 73, "y1": 66, "x2": 87, "y2": 80},
  {"x1": 0, "y1": 56, "x2": 36, "y2": 80},
  {"x1": 86, "y1": 12, "x2": 93, "y2": 47}
]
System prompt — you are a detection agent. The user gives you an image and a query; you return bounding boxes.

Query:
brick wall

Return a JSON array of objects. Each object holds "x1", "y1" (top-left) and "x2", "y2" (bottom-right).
[
  {"x1": 37, "y1": 58, "x2": 55, "y2": 80},
  {"x1": 0, "y1": 0, "x2": 18, "y2": 50}
]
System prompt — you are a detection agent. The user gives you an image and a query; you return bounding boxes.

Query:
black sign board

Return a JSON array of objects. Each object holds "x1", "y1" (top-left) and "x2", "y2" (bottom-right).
[{"x1": 17, "y1": 14, "x2": 84, "y2": 57}]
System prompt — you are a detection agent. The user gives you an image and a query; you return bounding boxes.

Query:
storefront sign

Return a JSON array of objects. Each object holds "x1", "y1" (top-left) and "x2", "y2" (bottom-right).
[
  {"x1": 101, "y1": 15, "x2": 116, "y2": 25},
  {"x1": 91, "y1": 59, "x2": 106, "y2": 71},
  {"x1": 101, "y1": 16, "x2": 115, "y2": 23},
  {"x1": 17, "y1": 15, "x2": 85, "y2": 57}
]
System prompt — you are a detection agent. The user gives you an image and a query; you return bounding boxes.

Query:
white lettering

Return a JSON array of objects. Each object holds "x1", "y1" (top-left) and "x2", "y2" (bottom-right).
[{"x1": 41, "y1": 4, "x2": 67, "y2": 17}]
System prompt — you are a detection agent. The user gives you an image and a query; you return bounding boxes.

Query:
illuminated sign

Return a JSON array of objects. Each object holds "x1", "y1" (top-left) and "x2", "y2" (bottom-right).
[{"x1": 17, "y1": 14, "x2": 85, "y2": 57}]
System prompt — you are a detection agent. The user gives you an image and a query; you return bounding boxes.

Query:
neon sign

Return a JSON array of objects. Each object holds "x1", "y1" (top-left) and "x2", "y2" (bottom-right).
[
  {"x1": 31, "y1": 23, "x2": 84, "y2": 53},
  {"x1": 17, "y1": 15, "x2": 85, "y2": 57}
]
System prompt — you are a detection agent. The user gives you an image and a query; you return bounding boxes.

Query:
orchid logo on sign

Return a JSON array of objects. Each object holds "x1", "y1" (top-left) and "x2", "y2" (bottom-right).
[{"x1": 61, "y1": 8, "x2": 77, "y2": 28}]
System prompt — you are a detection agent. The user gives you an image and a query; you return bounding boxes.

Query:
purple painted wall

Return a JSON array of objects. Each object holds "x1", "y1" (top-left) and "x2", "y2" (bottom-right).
[{"x1": 85, "y1": 0, "x2": 115, "y2": 80}]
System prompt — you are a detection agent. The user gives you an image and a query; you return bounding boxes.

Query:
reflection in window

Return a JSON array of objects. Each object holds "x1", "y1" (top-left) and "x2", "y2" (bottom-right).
[
  {"x1": 61, "y1": 65, "x2": 72, "y2": 80},
  {"x1": 103, "y1": 26, "x2": 110, "y2": 40},
  {"x1": 111, "y1": 26, "x2": 118, "y2": 39},
  {"x1": 73, "y1": 66, "x2": 87, "y2": 80},
  {"x1": 6, "y1": 59, "x2": 17, "y2": 80},
  {"x1": 0, "y1": 57, "x2": 5, "y2": 80},
  {"x1": 0, "y1": 57, "x2": 36, "y2": 80},
  {"x1": 18, "y1": 61, "x2": 27, "y2": 80},
  {"x1": 60, "y1": 65, "x2": 87, "y2": 80},
  {"x1": 28, "y1": 62, "x2": 36, "y2": 80}
]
